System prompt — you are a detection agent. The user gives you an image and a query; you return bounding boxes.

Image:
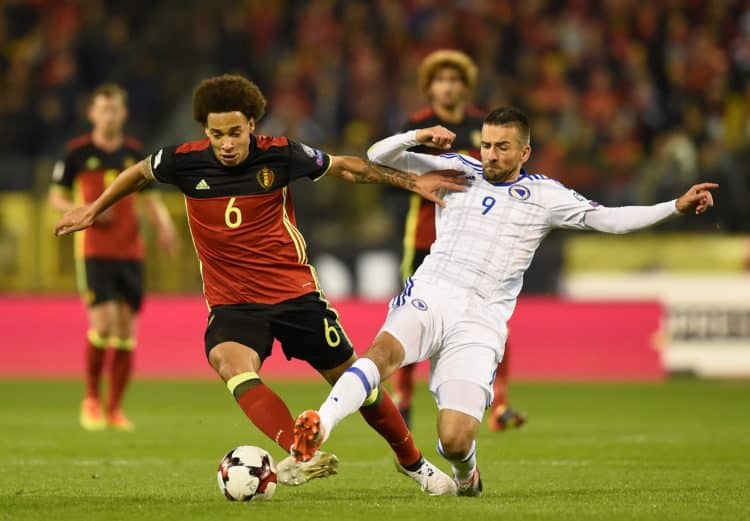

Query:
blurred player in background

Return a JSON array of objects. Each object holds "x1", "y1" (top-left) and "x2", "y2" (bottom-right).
[
  {"x1": 48, "y1": 83, "x2": 178, "y2": 432},
  {"x1": 393, "y1": 50, "x2": 525, "y2": 431},
  {"x1": 55, "y1": 74, "x2": 467, "y2": 493},
  {"x1": 294, "y1": 108, "x2": 717, "y2": 496}
]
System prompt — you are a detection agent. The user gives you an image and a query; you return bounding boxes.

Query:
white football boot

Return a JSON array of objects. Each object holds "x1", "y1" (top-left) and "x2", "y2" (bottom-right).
[
  {"x1": 276, "y1": 450, "x2": 339, "y2": 486},
  {"x1": 396, "y1": 458, "x2": 458, "y2": 496}
]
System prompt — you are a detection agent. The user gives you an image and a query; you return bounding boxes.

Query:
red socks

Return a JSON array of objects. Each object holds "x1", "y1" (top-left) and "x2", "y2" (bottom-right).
[
  {"x1": 236, "y1": 384, "x2": 296, "y2": 453},
  {"x1": 359, "y1": 390, "x2": 421, "y2": 467},
  {"x1": 491, "y1": 341, "x2": 511, "y2": 409},
  {"x1": 85, "y1": 341, "x2": 107, "y2": 399},
  {"x1": 108, "y1": 350, "x2": 133, "y2": 413}
]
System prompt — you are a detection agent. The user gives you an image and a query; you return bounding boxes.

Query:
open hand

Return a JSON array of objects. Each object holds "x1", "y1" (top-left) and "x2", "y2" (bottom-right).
[
  {"x1": 55, "y1": 205, "x2": 96, "y2": 236},
  {"x1": 675, "y1": 183, "x2": 718, "y2": 215},
  {"x1": 414, "y1": 169, "x2": 471, "y2": 207},
  {"x1": 415, "y1": 126, "x2": 456, "y2": 150}
]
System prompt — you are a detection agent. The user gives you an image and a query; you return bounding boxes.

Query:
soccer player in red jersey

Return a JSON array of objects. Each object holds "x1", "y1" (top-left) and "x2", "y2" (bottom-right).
[
  {"x1": 49, "y1": 83, "x2": 178, "y2": 432},
  {"x1": 55, "y1": 74, "x2": 468, "y2": 493},
  {"x1": 393, "y1": 50, "x2": 525, "y2": 432}
]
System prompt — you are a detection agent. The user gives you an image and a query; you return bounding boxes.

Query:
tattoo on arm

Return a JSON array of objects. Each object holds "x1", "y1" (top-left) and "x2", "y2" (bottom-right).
[{"x1": 349, "y1": 159, "x2": 416, "y2": 190}]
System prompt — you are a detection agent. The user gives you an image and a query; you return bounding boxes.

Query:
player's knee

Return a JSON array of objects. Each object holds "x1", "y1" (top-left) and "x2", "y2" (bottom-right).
[
  {"x1": 87, "y1": 328, "x2": 110, "y2": 348},
  {"x1": 208, "y1": 349, "x2": 235, "y2": 380},
  {"x1": 113, "y1": 320, "x2": 135, "y2": 342},
  {"x1": 363, "y1": 333, "x2": 405, "y2": 378},
  {"x1": 208, "y1": 342, "x2": 261, "y2": 382},
  {"x1": 438, "y1": 427, "x2": 475, "y2": 460}
]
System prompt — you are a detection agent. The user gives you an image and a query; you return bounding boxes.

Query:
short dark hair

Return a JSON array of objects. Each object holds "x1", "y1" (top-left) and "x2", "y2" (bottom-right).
[
  {"x1": 484, "y1": 106, "x2": 530, "y2": 144},
  {"x1": 89, "y1": 83, "x2": 127, "y2": 106},
  {"x1": 192, "y1": 74, "x2": 266, "y2": 126}
]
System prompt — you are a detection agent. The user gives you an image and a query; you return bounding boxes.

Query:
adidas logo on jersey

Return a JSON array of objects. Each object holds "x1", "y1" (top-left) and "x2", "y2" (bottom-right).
[{"x1": 195, "y1": 179, "x2": 211, "y2": 190}]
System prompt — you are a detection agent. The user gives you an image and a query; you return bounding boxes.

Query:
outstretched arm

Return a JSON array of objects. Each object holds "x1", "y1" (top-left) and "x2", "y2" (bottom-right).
[
  {"x1": 325, "y1": 154, "x2": 469, "y2": 207},
  {"x1": 54, "y1": 160, "x2": 151, "y2": 236},
  {"x1": 366, "y1": 127, "x2": 465, "y2": 174},
  {"x1": 583, "y1": 183, "x2": 718, "y2": 234}
]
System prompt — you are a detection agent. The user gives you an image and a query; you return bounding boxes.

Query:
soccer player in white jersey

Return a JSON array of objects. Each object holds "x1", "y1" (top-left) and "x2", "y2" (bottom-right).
[{"x1": 292, "y1": 107, "x2": 717, "y2": 496}]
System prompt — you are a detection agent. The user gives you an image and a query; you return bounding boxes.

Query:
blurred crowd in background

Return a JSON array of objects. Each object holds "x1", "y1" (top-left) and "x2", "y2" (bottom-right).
[{"x1": 1, "y1": 0, "x2": 749, "y2": 256}]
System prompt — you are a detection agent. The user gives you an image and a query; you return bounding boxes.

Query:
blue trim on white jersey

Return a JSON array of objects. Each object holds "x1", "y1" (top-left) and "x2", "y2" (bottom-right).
[
  {"x1": 440, "y1": 152, "x2": 483, "y2": 173},
  {"x1": 394, "y1": 277, "x2": 414, "y2": 307}
]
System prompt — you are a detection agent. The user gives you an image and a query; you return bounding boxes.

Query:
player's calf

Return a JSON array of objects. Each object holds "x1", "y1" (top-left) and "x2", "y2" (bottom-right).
[{"x1": 435, "y1": 383, "x2": 484, "y2": 487}]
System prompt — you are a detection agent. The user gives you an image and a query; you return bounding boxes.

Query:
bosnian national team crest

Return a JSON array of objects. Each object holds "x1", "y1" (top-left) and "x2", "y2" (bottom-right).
[
  {"x1": 257, "y1": 167, "x2": 275, "y2": 190},
  {"x1": 508, "y1": 184, "x2": 531, "y2": 200}
]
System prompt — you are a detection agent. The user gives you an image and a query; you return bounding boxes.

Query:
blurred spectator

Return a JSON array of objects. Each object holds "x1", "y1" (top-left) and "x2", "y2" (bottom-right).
[{"x1": 1, "y1": 0, "x2": 748, "y2": 234}]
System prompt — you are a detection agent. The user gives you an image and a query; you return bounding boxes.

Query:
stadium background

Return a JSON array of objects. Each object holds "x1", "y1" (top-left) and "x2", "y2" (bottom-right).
[
  {"x1": 1, "y1": 1, "x2": 749, "y2": 377},
  {"x1": 2, "y1": 2, "x2": 750, "y2": 520}
]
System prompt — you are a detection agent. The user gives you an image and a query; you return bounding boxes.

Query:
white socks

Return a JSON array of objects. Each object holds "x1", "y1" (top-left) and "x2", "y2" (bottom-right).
[
  {"x1": 318, "y1": 358, "x2": 381, "y2": 442},
  {"x1": 438, "y1": 439, "x2": 477, "y2": 482}
]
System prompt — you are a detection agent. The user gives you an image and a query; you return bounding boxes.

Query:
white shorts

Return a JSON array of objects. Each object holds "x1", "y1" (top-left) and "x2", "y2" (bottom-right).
[{"x1": 379, "y1": 278, "x2": 507, "y2": 413}]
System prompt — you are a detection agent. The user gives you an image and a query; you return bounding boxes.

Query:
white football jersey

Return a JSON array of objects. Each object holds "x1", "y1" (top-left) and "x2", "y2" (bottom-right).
[
  {"x1": 422, "y1": 153, "x2": 605, "y2": 319},
  {"x1": 369, "y1": 131, "x2": 679, "y2": 319},
  {"x1": 368, "y1": 133, "x2": 603, "y2": 320}
]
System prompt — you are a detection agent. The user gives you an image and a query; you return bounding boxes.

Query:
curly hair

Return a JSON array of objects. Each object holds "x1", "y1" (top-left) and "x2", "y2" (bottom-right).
[
  {"x1": 417, "y1": 49, "x2": 478, "y2": 94},
  {"x1": 192, "y1": 74, "x2": 267, "y2": 125}
]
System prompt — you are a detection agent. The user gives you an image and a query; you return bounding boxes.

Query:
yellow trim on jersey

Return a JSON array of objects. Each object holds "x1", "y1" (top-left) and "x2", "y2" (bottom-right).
[
  {"x1": 227, "y1": 371, "x2": 260, "y2": 395},
  {"x1": 72, "y1": 178, "x2": 86, "y2": 259},
  {"x1": 400, "y1": 193, "x2": 421, "y2": 282},
  {"x1": 281, "y1": 187, "x2": 307, "y2": 263},
  {"x1": 308, "y1": 265, "x2": 355, "y2": 349},
  {"x1": 183, "y1": 196, "x2": 211, "y2": 311},
  {"x1": 75, "y1": 257, "x2": 88, "y2": 298},
  {"x1": 313, "y1": 153, "x2": 334, "y2": 182}
]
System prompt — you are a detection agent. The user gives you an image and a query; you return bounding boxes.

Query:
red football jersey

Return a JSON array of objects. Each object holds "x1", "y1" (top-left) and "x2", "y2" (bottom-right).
[
  {"x1": 52, "y1": 134, "x2": 148, "y2": 260},
  {"x1": 145, "y1": 135, "x2": 331, "y2": 307}
]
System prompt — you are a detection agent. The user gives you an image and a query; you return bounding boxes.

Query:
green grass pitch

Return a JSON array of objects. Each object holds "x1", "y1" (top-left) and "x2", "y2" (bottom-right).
[{"x1": 1, "y1": 379, "x2": 748, "y2": 520}]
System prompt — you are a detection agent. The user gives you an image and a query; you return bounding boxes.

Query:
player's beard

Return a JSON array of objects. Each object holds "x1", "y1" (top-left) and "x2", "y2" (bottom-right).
[{"x1": 483, "y1": 164, "x2": 518, "y2": 184}]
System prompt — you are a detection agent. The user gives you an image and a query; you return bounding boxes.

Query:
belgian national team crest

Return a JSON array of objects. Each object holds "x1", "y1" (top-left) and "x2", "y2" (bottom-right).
[{"x1": 257, "y1": 167, "x2": 275, "y2": 190}]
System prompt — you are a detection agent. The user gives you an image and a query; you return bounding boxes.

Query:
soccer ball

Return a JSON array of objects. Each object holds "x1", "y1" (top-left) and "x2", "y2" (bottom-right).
[{"x1": 217, "y1": 445, "x2": 278, "y2": 501}]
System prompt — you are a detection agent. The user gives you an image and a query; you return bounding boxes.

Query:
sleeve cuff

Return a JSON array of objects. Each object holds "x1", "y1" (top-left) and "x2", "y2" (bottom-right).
[
  {"x1": 312, "y1": 153, "x2": 333, "y2": 182},
  {"x1": 403, "y1": 130, "x2": 420, "y2": 147},
  {"x1": 143, "y1": 156, "x2": 156, "y2": 181}
]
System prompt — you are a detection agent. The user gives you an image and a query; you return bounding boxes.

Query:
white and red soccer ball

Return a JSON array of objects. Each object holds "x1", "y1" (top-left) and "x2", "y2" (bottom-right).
[{"x1": 217, "y1": 445, "x2": 277, "y2": 501}]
